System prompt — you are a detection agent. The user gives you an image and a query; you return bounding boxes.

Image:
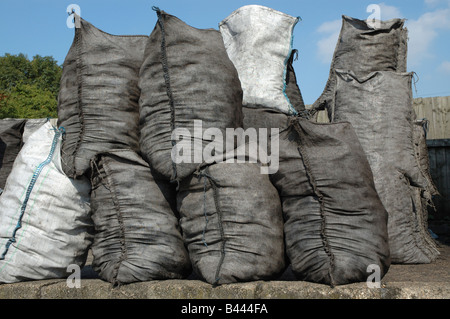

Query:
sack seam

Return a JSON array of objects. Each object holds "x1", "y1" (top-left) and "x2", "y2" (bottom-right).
[
  {"x1": 72, "y1": 26, "x2": 85, "y2": 178},
  {"x1": 198, "y1": 167, "x2": 226, "y2": 286},
  {"x1": 101, "y1": 156, "x2": 128, "y2": 287},
  {"x1": 155, "y1": 10, "x2": 178, "y2": 182},
  {"x1": 290, "y1": 119, "x2": 336, "y2": 287}
]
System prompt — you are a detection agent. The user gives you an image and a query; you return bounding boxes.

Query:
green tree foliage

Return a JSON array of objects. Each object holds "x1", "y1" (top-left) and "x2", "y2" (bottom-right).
[{"x1": 0, "y1": 53, "x2": 62, "y2": 119}]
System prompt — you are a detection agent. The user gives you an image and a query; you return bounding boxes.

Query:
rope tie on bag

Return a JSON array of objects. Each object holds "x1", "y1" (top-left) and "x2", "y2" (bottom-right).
[
  {"x1": 420, "y1": 118, "x2": 429, "y2": 140},
  {"x1": 200, "y1": 175, "x2": 209, "y2": 247},
  {"x1": 412, "y1": 72, "x2": 419, "y2": 96},
  {"x1": 289, "y1": 118, "x2": 336, "y2": 288},
  {"x1": 292, "y1": 49, "x2": 299, "y2": 61},
  {"x1": 0, "y1": 127, "x2": 63, "y2": 260},
  {"x1": 194, "y1": 167, "x2": 225, "y2": 286},
  {"x1": 90, "y1": 156, "x2": 111, "y2": 193},
  {"x1": 193, "y1": 169, "x2": 218, "y2": 247},
  {"x1": 297, "y1": 109, "x2": 313, "y2": 120},
  {"x1": 99, "y1": 157, "x2": 128, "y2": 288}
]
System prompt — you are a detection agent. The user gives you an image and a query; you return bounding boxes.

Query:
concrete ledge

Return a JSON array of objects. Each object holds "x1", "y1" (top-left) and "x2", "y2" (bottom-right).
[
  {"x1": 1, "y1": 245, "x2": 449, "y2": 300},
  {"x1": 0, "y1": 279, "x2": 449, "y2": 300}
]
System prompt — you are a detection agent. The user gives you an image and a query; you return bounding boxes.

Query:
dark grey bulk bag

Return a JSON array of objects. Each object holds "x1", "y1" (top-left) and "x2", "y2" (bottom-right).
[
  {"x1": 242, "y1": 107, "x2": 291, "y2": 135},
  {"x1": 90, "y1": 150, "x2": 191, "y2": 286},
  {"x1": 177, "y1": 147, "x2": 285, "y2": 285},
  {"x1": 139, "y1": 8, "x2": 243, "y2": 183},
  {"x1": 333, "y1": 70, "x2": 439, "y2": 264},
  {"x1": 312, "y1": 15, "x2": 407, "y2": 114},
  {"x1": 271, "y1": 117, "x2": 390, "y2": 287},
  {"x1": 0, "y1": 119, "x2": 26, "y2": 191},
  {"x1": 57, "y1": 15, "x2": 148, "y2": 179}
]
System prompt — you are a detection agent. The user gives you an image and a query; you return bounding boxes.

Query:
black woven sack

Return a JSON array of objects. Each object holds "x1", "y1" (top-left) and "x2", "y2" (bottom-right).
[
  {"x1": 270, "y1": 117, "x2": 390, "y2": 286},
  {"x1": 333, "y1": 70, "x2": 439, "y2": 264},
  {"x1": 90, "y1": 150, "x2": 191, "y2": 286},
  {"x1": 177, "y1": 147, "x2": 285, "y2": 285},
  {"x1": 139, "y1": 8, "x2": 243, "y2": 183},
  {"x1": 58, "y1": 16, "x2": 148, "y2": 178},
  {"x1": 312, "y1": 15, "x2": 407, "y2": 115}
]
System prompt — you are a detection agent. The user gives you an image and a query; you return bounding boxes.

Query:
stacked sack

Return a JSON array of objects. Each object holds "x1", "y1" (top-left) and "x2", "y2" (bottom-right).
[
  {"x1": 219, "y1": 5, "x2": 391, "y2": 286},
  {"x1": 57, "y1": 15, "x2": 147, "y2": 179},
  {"x1": 57, "y1": 14, "x2": 192, "y2": 285},
  {"x1": 316, "y1": 16, "x2": 439, "y2": 264},
  {"x1": 0, "y1": 5, "x2": 440, "y2": 287},
  {"x1": 90, "y1": 150, "x2": 191, "y2": 286},
  {"x1": 139, "y1": 7, "x2": 243, "y2": 184},
  {"x1": 140, "y1": 8, "x2": 286, "y2": 284},
  {"x1": 176, "y1": 145, "x2": 285, "y2": 285}
]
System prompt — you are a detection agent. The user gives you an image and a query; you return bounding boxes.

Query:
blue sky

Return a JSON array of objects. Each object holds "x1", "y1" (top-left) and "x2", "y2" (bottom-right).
[{"x1": 0, "y1": 0, "x2": 449, "y2": 104}]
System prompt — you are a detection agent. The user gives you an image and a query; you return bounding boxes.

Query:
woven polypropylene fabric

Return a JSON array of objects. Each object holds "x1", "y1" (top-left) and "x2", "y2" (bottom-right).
[
  {"x1": 58, "y1": 16, "x2": 148, "y2": 179},
  {"x1": 312, "y1": 15, "x2": 407, "y2": 114},
  {"x1": 333, "y1": 70, "x2": 439, "y2": 264},
  {"x1": 271, "y1": 118, "x2": 390, "y2": 286},
  {"x1": 90, "y1": 150, "x2": 191, "y2": 285},
  {"x1": 0, "y1": 121, "x2": 93, "y2": 284},
  {"x1": 177, "y1": 156, "x2": 285, "y2": 285},
  {"x1": 139, "y1": 9, "x2": 243, "y2": 183},
  {"x1": 219, "y1": 5, "x2": 300, "y2": 115}
]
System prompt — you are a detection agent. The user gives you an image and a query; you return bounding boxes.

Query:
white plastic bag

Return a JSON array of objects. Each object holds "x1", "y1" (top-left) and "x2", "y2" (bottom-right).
[
  {"x1": 0, "y1": 121, "x2": 93, "y2": 284},
  {"x1": 219, "y1": 5, "x2": 299, "y2": 115}
]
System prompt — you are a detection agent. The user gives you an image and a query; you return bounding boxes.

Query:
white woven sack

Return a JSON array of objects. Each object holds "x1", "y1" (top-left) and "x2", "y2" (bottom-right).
[
  {"x1": 219, "y1": 5, "x2": 299, "y2": 115},
  {"x1": 0, "y1": 121, "x2": 93, "y2": 284}
]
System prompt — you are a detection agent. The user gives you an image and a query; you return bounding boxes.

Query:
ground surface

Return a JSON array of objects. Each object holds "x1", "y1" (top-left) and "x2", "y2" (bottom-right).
[{"x1": 0, "y1": 223, "x2": 449, "y2": 300}]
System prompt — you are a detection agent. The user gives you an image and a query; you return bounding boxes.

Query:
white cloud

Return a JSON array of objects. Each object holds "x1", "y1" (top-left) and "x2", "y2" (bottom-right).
[
  {"x1": 407, "y1": 8, "x2": 450, "y2": 67},
  {"x1": 316, "y1": 19, "x2": 341, "y2": 64},
  {"x1": 378, "y1": 3, "x2": 403, "y2": 20},
  {"x1": 438, "y1": 61, "x2": 450, "y2": 73},
  {"x1": 425, "y1": 0, "x2": 450, "y2": 7},
  {"x1": 425, "y1": 0, "x2": 441, "y2": 6}
]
